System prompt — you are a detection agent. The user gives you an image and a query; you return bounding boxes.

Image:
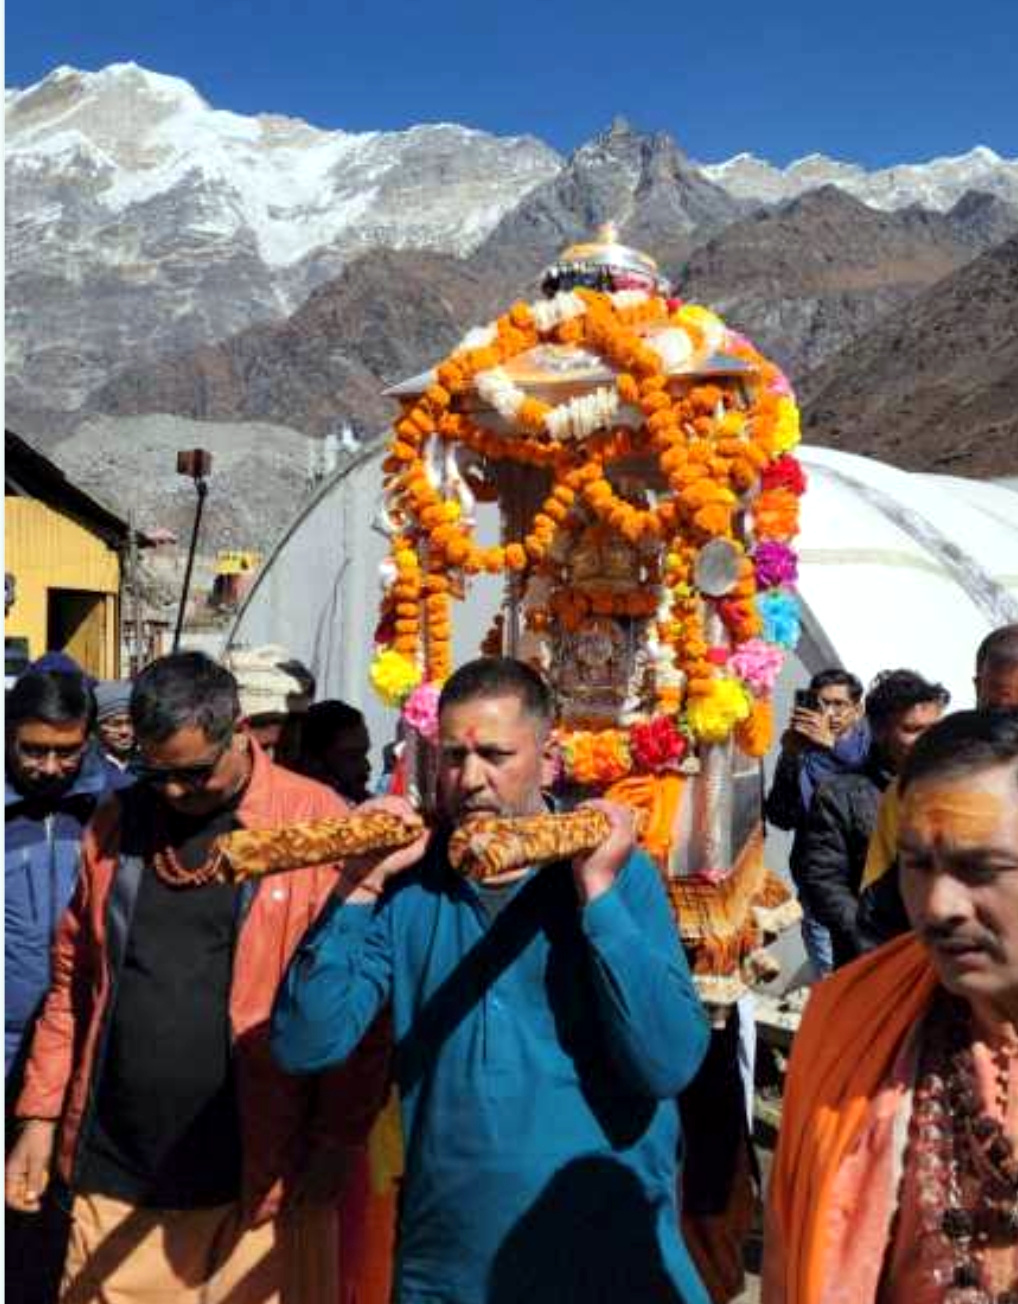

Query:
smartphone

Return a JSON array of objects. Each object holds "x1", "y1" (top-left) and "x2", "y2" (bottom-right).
[{"x1": 794, "y1": 688, "x2": 820, "y2": 712}]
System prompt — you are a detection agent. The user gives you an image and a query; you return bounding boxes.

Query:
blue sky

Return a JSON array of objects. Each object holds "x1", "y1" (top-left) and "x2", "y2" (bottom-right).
[{"x1": 7, "y1": 0, "x2": 1017, "y2": 165}]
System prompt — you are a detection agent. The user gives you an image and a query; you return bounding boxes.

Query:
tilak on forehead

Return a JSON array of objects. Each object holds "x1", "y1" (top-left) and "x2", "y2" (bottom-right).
[{"x1": 901, "y1": 784, "x2": 1008, "y2": 844}]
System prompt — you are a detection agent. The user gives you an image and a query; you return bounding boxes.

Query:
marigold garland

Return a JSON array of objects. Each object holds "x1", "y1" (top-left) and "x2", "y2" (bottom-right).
[
  {"x1": 735, "y1": 698, "x2": 773, "y2": 759},
  {"x1": 370, "y1": 285, "x2": 806, "y2": 762},
  {"x1": 558, "y1": 729, "x2": 632, "y2": 786}
]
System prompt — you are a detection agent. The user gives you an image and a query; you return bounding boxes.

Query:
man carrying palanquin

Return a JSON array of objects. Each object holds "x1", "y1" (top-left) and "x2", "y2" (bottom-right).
[
  {"x1": 764, "y1": 709, "x2": 1018, "y2": 1304},
  {"x1": 272, "y1": 655, "x2": 713, "y2": 1304}
]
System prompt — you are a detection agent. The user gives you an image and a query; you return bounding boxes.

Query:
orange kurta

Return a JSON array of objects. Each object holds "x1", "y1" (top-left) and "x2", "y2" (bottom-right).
[{"x1": 762, "y1": 934, "x2": 937, "y2": 1304}]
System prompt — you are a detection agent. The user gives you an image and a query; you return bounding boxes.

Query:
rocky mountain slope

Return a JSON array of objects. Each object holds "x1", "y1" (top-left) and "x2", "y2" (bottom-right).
[
  {"x1": 5, "y1": 63, "x2": 560, "y2": 418},
  {"x1": 800, "y1": 235, "x2": 1018, "y2": 477},
  {"x1": 51, "y1": 413, "x2": 321, "y2": 547},
  {"x1": 87, "y1": 121, "x2": 749, "y2": 436},
  {"x1": 8, "y1": 60, "x2": 1018, "y2": 539},
  {"x1": 93, "y1": 250, "x2": 504, "y2": 436},
  {"x1": 464, "y1": 118, "x2": 743, "y2": 299},
  {"x1": 9, "y1": 62, "x2": 1018, "y2": 431},
  {"x1": 677, "y1": 187, "x2": 1018, "y2": 376},
  {"x1": 93, "y1": 182, "x2": 1018, "y2": 442}
]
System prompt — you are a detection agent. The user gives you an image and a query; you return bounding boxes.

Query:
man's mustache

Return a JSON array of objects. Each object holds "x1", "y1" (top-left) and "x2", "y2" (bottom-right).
[{"x1": 921, "y1": 921, "x2": 1004, "y2": 958}]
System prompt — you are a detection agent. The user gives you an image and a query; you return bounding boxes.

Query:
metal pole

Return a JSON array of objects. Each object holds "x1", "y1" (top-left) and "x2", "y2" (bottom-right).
[
  {"x1": 127, "y1": 508, "x2": 143, "y2": 675},
  {"x1": 172, "y1": 478, "x2": 208, "y2": 653}
]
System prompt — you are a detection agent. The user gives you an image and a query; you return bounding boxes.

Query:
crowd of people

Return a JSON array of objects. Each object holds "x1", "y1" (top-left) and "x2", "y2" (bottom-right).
[{"x1": 4, "y1": 623, "x2": 1018, "y2": 1303}]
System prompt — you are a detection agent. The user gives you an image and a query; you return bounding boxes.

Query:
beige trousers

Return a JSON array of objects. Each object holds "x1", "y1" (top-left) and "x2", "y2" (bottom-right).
[{"x1": 60, "y1": 1194, "x2": 338, "y2": 1304}]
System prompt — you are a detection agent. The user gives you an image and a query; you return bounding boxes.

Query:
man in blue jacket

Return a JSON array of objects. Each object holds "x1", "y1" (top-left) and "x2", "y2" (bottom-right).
[
  {"x1": 273, "y1": 656, "x2": 711, "y2": 1304},
  {"x1": 5, "y1": 665, "x2": 118, "y2": 1304},
  {"x1": 5, "y1": 667, "x2": 119, "y2": 1078}
]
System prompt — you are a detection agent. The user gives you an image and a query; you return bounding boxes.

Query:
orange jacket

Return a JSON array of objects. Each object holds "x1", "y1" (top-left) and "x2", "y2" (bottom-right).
[{"x1": 16, "y1": 741, "x2": 390, "y2": 1224}]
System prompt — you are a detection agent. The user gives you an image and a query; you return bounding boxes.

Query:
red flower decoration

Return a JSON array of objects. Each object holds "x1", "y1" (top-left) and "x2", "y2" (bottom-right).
[
  {"x1": 706, "y1": 646, "x2": 729, "y2": 666},
  {"x1": 761, "y1": 455, "x2": 807, "y2": 496},
  {"x1": 630, "y1": 717, "x2": 687, "y2": 772}
]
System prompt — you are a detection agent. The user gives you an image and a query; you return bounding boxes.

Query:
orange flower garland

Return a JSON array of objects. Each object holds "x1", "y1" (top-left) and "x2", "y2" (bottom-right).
[{"x1": 372, "y1": 289, "x2": 805, "y2": 764}]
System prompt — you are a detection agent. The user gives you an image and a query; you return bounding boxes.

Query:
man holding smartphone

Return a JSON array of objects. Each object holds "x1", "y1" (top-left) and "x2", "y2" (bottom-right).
[{"x1": 764, "y1": 669, "x2": 868, "y2": 978}]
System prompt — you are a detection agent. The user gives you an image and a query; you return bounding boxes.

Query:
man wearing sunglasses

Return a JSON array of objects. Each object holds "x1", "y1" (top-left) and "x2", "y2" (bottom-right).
[
  {"x1": 5, "y1": 665, "x2": 117, "y2": 1304},
  {"x1": 6, "y1": 652, "x2": 389, "y2": 1304}
]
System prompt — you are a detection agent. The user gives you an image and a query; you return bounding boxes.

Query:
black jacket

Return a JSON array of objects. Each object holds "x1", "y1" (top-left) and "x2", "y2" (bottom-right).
[
  {"x1": 798, "y1": 760, "x2": 892, "y2": 967},
  {"x1": 763, "y1": 749, "x2": 812, "y2": 883},
  {"x1": 856, "y1": 862, "x2": 910, "y2": 952}
]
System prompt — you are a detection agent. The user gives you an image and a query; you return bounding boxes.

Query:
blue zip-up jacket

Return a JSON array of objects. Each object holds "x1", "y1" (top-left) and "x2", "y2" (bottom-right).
[
  {"x1": 273, "y1": 842, "x2": 711, "y2": 1304},
  {"x1": 4, "y1": 745, "x2": 120, "y2": 1077}
]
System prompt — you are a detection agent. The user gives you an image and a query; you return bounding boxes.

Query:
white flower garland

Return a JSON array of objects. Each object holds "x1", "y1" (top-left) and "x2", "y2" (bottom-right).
[
  {"x1": 456, "y1": 323, "x2": 498, "y2": 352},
  {"x1": 464, "y1": 290, "x2": 720, "y2": 441},
  {"x1": 608, "y1": 289, "x2": 650, "y2": 311},
  {"x1": 474, "y1": 366, "x2": 526, "y2": 422},
  {"x1": 530, "y1": 290, "x2": 585, "y2": 332},
  {"x1": 545, "y1": 386, "x2": 620, "y2": 441},
  {"x1": 646, "y1": 327, "x2": 694, "y2": 374}
]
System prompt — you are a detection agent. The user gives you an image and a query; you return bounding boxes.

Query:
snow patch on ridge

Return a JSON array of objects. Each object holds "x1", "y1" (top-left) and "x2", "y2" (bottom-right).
[{"x1": 700, "y1": 146, "x2": 1018, "y2": 212}]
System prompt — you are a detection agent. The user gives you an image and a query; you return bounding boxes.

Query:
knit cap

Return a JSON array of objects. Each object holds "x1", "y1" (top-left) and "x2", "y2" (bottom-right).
[{"x1": 95, "y1": 680, "x2": 133, "y2": 721}]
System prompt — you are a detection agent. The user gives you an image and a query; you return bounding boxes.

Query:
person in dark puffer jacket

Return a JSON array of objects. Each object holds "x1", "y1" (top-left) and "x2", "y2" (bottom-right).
[{"x1": 798, "y1": 669, "x2": 949, "y2": 969}]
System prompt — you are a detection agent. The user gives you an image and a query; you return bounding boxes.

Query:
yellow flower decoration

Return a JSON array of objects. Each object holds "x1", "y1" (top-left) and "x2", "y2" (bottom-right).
[
  {"x1": 685, "y1": 677, "x2": 752, "y2": 744},
  {"x1": 772, "y1": 397, "x2": 801, "y2": 453},
  {"x1": 370, "y1": 648, "x2": 422, "y2": 707},
  {"x1": 675, "y1": 304, "x2": 725, "y2": 343}
]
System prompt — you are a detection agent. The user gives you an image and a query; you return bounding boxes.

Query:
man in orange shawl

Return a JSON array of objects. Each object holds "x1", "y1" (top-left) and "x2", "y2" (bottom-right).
[{"x1": 764, "y1": 708, "x2": 1018, "y2": 1304}]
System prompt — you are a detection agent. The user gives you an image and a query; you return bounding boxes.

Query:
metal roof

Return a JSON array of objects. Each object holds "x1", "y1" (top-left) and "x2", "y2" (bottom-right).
[{"x1": 4, "y1": 429, "x2": 153, "y2": 550}]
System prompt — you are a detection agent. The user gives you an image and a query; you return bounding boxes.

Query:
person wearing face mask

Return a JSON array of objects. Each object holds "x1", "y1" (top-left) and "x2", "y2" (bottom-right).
[
  {"x1": 5, "y1": 667, "x2": 115, "y2": 1304},
  {"x1": 5, "y1": 652, "x2": 390, "y2": 1304},
  {"x1": 272, "y1": 656, "x2": 712, "y2": 1304}
]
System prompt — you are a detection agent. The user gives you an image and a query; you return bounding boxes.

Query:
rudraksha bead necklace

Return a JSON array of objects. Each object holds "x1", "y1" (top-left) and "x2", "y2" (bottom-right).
[{"x1": 908, "y1": 992, "x2": 1018, "y2": 1303}]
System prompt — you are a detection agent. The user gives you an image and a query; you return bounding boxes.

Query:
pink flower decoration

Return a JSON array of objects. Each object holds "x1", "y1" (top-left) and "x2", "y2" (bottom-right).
[
  {"x1": 401, "y1": 682, "x2": 441, "y2": 743},
  {"x1": 753, "y1": 540, "x2": 799, "y2": 589},
  {"x1": 729, "y1": 639, "x2": 785, "y2": 696},
  {"x1": 767, "y1": 370, "x2": 794, "y2": 397}
]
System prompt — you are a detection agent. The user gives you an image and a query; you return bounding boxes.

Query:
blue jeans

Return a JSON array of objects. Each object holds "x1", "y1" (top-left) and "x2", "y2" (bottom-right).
[{"x1": 800, "y1": 912, "x2": 834, "y2": 980}]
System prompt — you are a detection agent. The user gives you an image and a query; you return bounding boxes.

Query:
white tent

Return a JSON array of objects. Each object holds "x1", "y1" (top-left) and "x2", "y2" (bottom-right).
[{"x1": 230, "y1": 442, "x2": 1018, "y2": 755}]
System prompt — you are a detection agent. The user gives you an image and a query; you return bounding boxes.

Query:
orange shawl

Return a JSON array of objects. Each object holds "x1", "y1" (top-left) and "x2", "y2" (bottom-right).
[{"x1": 762, "y1": 934, "x2": 938, "y2": 1304}]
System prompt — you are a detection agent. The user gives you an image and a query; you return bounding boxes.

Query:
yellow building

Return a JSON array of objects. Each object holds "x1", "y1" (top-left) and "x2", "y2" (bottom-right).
[{"x1": 5, "y1": 430, "x2": 144, "y2": 678}]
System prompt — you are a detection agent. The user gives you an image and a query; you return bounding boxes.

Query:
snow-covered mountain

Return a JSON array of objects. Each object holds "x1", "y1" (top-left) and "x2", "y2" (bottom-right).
[
  {"x1": 7, "y1": 63, "x2": 560, "y2": 268},
  {"x1": 7, "y1": 61, "x2": 1018, "y2": 433},
  {"x1": 701, "y1": 146, "x2": 1018, "y2": 212},
  {"x1": 5, "y1": 62, "x2": 560, "y2": 416}
]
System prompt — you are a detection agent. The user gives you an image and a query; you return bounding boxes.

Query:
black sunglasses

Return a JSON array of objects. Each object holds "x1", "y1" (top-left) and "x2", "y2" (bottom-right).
[{"x1": 133, "y1": 740, "x2": 231, "y2": 790}]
